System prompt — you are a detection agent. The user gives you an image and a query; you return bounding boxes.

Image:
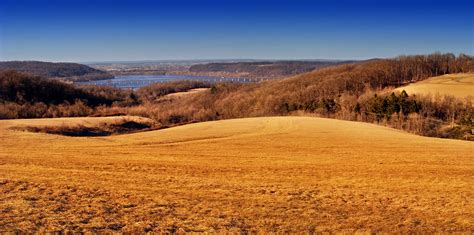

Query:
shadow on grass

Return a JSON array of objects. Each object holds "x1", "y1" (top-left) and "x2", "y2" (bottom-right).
[{"x1": 12, "y1": 120, "x2": 156, "y2": 137}]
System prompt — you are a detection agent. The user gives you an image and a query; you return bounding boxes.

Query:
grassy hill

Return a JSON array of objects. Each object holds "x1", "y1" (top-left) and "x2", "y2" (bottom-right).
[
  {"x1": 0, "y1": 61, "x2": 114, "y2": 81},
  {"x1": 396, "y1": 73, "x2": 474, "y2": 98},
  {"x1": 0, "y1": 116, "x2": 473, "y2": 232}
]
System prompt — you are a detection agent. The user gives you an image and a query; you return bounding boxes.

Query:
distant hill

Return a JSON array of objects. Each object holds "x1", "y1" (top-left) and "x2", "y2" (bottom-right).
[
  {"x1": 187, "y1": 60, "x2": 356, "y2": 79},
  {"x1": 88, "y1": 59, "x2": 357, "y2": 78},
  {"x1": 0, "y1": 61, "x2": 114, "y2": 82}
]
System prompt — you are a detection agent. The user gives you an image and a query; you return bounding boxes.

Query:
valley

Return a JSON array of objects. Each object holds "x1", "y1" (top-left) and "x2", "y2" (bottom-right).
[
  {"x1": 2, "y1": 0, "x2": 473, "y2": 233},
  {"x1": 1, "y1": 47, "x2": 473, "y2": 234}
]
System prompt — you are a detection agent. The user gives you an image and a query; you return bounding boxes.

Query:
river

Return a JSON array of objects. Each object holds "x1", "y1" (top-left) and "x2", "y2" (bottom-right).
[{"x1": 76, "y1": 74, "x2": 251, "y2": 89}]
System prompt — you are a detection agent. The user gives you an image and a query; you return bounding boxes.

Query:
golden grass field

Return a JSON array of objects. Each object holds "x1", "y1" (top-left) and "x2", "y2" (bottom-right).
[
  {"x1": 159, "y1": 88, "x2": 211, "y2": 102},
  {"x1": 0, "y1": 116, "x2": 473, "y2": 233},
  {"x1": 396, "y1": 73, "x2": 474, "y2": 98},
  {"x1": 164, "y1": 88, "x2": 210, "y2": 98}
]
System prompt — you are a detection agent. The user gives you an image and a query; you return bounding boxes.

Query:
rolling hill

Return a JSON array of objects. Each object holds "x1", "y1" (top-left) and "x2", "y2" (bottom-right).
[
  {"x1": 0, "y1": 116, "x2": 473, "y2": 233},
  {"x1": 396, "y1": 73, "x2": 474, "y2": 98},
  {"x1": 0, "y1": 61, "x2": 114, "y2": 81}
]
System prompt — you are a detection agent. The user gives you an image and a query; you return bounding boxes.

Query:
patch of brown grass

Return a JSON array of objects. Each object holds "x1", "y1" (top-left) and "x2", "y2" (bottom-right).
[{"x1": 396, "y1": 73, "x2": 474, "y2": 99}]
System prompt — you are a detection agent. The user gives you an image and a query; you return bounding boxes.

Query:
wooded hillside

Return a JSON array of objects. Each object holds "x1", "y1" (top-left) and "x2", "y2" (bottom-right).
[
  {"x1": 0, "y1": 61, "x2": 114, "y2": 81},
  {"x1": 0, "y1": 71, "x2": 133, "y2": 118},
  {"x1": 188, "y1": 60, "x2": 355, "y2": 79}
]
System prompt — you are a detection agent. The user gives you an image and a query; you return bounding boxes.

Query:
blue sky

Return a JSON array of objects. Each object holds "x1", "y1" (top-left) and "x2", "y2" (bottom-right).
[{"x1": 0, "y1": 0, "x2": 473, "y2": 62}]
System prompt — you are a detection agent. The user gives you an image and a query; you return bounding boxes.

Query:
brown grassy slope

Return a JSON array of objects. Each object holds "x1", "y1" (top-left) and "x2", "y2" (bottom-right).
[
  {"x1": 396, "y1": 73, "x2": 474, "y2": 99},
  {"x1": 159, "y1": 88, "x2": 210, "y2": 101},
  {"x1": 0, "y1": 116, "x2": 473, "y2": 233}
]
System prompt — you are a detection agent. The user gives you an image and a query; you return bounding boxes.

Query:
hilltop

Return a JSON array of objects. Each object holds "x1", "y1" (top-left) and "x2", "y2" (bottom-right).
[
  {"x1": 0, "y1": 116, "x2": 473, "y2": 232},
  {"x1": 0, "y1": 61, "x2": 114, "y2": 82},
  {"x1": 396, "y1": 73, "x2": 474, "y2": 99}
]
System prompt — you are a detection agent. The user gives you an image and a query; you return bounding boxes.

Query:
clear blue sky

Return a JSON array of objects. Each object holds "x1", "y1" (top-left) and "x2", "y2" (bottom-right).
[{"x1": 0, "y1": 0, "x2": 473, "y2": 62}]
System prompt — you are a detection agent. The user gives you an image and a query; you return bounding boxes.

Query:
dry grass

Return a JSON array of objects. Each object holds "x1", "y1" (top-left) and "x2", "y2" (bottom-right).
[
  {"x1": 163, "y1": 88, "x2": 210, "y2": 99},
  {"x1": 396, "y1": 73, "x2": 474, "y2": 98},
  {"x1": 157, "y1": 88, "x2": 211, "y2": 103},
  {"x1": 0, "y1": 116, "x2": 473, "y2": 233}
]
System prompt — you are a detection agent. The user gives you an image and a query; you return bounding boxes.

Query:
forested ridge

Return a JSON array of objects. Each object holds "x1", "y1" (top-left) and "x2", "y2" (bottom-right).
[
  {"x1": 187, "y1": 60, "x2": 355, "y2": 79},
  {"x1": 0, "y1": 53, "x2": 473, "y2": 140},
  {"x1": 0, "y1": 61, "x2": 114, "y2": 81}
]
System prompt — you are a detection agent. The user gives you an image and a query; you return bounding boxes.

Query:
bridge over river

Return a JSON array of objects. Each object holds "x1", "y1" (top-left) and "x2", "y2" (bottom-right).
[{"x1": 78, "y1": 75, "x2": 270, "y2": 89}]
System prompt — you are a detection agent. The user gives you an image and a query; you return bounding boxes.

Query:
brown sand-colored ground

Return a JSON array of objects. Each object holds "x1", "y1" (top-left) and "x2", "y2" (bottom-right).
[
  {"x1": 0, "y1": 116, "x2": 473, "y2": 233},
  {"x1": 396, "y1": 73, "x2": 474, "y2": 98}
]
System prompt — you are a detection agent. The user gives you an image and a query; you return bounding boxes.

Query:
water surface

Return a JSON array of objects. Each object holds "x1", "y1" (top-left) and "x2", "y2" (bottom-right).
[{"x1": 77, "y1": 75, "x2": 248, "y2": 89}]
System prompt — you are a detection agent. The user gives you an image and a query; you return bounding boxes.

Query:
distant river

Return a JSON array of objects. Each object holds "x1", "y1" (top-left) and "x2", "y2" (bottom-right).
[{"x1": 76, "y1": 75, "x2": 250, "y2": 89}]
